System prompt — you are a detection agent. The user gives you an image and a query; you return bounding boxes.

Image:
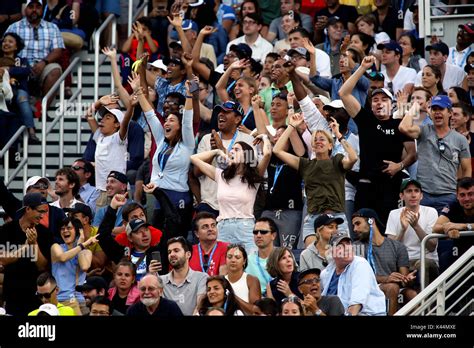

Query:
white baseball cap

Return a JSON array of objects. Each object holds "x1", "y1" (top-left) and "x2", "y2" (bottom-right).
[
  {"x1": 24, "y1": 176, "x2": 51, "y2": 194},
  {"x1": 323, "y1": 99, "x2": 345, "y2": 110},
  {"x1": 313, "y1": 95, "x2": 331, "y2": 106},
  {"x1": 37, "y1": 303, "x2": 59, "y2": 316},
  {"x1": 99, "y1": 106, "x2": 124, "y2": 124},
  {"x1": 26, "y1": 0, "x2": 43, "y2": 6},
  {"x1": 148, "y1": 59, "x2": 167, "y2": 72}
]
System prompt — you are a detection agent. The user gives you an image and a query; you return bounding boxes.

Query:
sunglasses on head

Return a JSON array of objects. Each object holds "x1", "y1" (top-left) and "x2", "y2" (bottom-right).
[
  {"x1": 30, "y1": 182, "x2": 48, "y2": 190},
  {"x1": 36, "y1": 286, "x2": 57, "y2": 299},
  {"x1": 437, "y1": 138, "x2": 446, "y2": 153},
  {"x1": 252, "y1": 229, "x2": 271, "y2": 235},
  {"x1": 71, "y1": 165, "x2": 85, "y2": 171}
]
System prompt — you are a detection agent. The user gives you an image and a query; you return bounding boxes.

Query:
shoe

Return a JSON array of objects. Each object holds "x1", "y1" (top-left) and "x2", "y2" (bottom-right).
[
  {"x1": 65, "y1": 87, "x2": 73, "y2": 98},
  {"x1": 28, "y1": 133, "x2": 41, "y2": 144}
]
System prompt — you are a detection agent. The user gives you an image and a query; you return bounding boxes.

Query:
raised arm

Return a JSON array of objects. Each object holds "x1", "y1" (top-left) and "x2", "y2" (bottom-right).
[
  {"x1": 102, "y1": 47, "x2": 131, "y2": 109},
  {"x1": 190, "y1": 149, "x2": 225, "y2": 181},
  {"x1": 191, "y1": 26, "x2": 217, "y2": 82},
  {"x1": 119, "y1": 88, "x2": 138, "y2": 140},
  {"x1": 255, "y1": 134, "x2": 272, "y2": 176},
  {"x1": 398, "y1": 102, "x2": 421, "y2": 139},
  {"x1": 252, "y1": 95, "x2": 270, "y2": 137},
  {"x1": 329, "y1": 117, "x2": 358, "y2": 170},
  {"x1": 273, "y1": 114, "x2": 304, "y2": 170},
  {"x1": 168, "y1": 12, "x2": 192, "y2": 54},
  {"x1": 182, "y1": 79, "x2": 196, "y2": 147},
  {"x1": 216, "y1": 59, "x2": 248, "y2": 102},
  {"x1": 339, "y1": 56, "x2": 376, "y2": 118}
]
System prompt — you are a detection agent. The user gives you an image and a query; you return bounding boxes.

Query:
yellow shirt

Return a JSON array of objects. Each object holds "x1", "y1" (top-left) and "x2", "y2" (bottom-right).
[
  {"x1": 87, "y1": 226, "x2": 102, "y2": 253},
  {"x1": 339, "y1": 0, "x2": 375, "y2": 15}
]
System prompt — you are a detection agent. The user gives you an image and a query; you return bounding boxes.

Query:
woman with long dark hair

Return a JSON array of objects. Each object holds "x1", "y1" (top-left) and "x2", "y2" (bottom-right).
[
  {"x1": 196, "y1": 276, "x2": 245, "y2": 316},
  {"x1": 191, "y1": 136, "x2": 271, "y2": 252},
  {"x1": 51, "y1": 217, "x2": 99, "y2": 315},
  {"x1": 107, "y1": 260, "x2": 140, "y2": 315},
  {"x1": 398, "y1": 33, "x2": 427, "y2": 73},
  {"x1": 421, "y1": 65, "x2": 445, "y2": 97}
]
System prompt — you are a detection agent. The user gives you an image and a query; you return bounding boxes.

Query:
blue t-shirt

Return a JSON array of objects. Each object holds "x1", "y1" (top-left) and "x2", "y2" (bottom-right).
[{"x1": 326, "y1": 271, "x2": 341, "y2": 296}]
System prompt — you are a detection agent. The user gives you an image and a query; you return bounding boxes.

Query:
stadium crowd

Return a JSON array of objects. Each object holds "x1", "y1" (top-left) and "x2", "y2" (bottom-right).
[{"x1": 0, "y1": 0, "x2": 473, "y2": 317}]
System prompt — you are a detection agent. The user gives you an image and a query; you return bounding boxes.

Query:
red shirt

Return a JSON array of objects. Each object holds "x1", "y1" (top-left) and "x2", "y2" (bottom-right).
[
  {"x1": 189, "y1": 241, "x2": 228, "y2": 276},
  {"x1": 129, "y1": 38, "x2": 159, "y2": 62}
]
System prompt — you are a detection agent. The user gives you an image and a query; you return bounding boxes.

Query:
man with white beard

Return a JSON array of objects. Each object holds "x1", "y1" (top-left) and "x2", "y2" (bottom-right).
[{"x1": 126, "y1": 274, "x2": 183, "y2": 317}]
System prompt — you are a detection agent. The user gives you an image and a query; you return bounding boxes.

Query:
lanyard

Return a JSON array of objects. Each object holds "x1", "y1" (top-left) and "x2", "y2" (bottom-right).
[
  {"x1": 158, "y1": 142, "x2": 172, "y2": 175},
  {"x1": 226, "y1": 80, "x2": 237, "y2": 93},
  {"x1": 270, "y1": 164, "x2": 285, "y2": 194},
  {"x1": 43, "y1": 4, "x2": 48, "y2": 19},
  {"x1": 241, "y1": 107, "x2": 253, "y2": 126},
  {"x1": 198, "y1": 242, "x2": 218, "y2": 274},
  {"x1": 452, "y1": 47, "x2": 472, "y2": 68},
  {"x1": 255, "y1": 253, "x2": 272, "y2": 285},
  {"x1": 219, "y1": 130, "x2": 239, "y2": 152},
  {"x1": 367, "y1": 223, "x2": 376, "y2": 273}
]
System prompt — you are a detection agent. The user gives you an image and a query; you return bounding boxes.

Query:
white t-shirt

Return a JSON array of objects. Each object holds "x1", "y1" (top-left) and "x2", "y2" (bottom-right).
[
  {"x1": 93, "y1": 130, "x2": 128, "y2": 191},
  {"x1": 385, "y1": 205, "x2": 439, "y2": 263},
  {"x1": 447, "y1": 46, "x2": 473, "y2": 69},
  {"x1": 313, "y1": 48, "x2": 331, "y2": 78},
  {"x1": 381, "y1": 65, "x2": 417, "y2": 96},
  {"x1": 415, "y1": 63, "x2": 466, "y2": 91},
  {"x1": 226, "y1": 34, "x2": 273, "y2": 63}
]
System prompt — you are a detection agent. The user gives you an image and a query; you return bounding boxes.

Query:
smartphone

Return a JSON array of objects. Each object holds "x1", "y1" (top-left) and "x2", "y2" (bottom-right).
[
  {"x1": 151, "y1": 251, "x2": 161, "y2": 263},
  {"x1": 189, "y1": 80, "x2": 199, "y2": 94}
]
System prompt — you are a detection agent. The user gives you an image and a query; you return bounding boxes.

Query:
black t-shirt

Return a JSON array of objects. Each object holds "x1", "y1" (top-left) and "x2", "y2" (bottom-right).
[
  {"x1": 0, "y1": 220, "x2": 53, "y2": 315},
  {"x1": 372, "y1": 7, "x2": 403, "y2": 40},
  {"x1": 111, "y1": 292, "x2": 128, "y2": 315},
  {"x1": 315, "y1": 5, "x2": 359, "y2": 29},
  {"x1": 441, "y1": 201, "x2": 474, "y2": 257},
  {"x1": 265, "y1": 154, "x2": 304, "y2": 211},
  {"x1": 126, "y1": 298, "x2": 184, "y2": 317},
  {"x1": 354, "y1": 107, "x2": 413, "y2": 179}
]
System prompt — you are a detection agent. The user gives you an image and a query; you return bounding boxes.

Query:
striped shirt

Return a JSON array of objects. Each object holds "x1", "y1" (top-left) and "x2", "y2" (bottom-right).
[{"x1": 6, "y1": 18, "x2": 64, "y2": 64}]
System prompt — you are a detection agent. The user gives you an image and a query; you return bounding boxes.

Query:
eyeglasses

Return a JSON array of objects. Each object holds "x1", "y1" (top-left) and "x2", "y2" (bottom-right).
[
  {"x1": 164, "y1": 100, "x2": 179, "y2": 106},
  {"x1": 139, "y1": 286, "x2": 158, "y2": 292},
  {"x1": 437, "y1": 138, "x2": 446, "y2": 153},
  {"x1": 243, "y1": 19, "x2": 257, "y2": 25},
  {"x1": 33, "y1": 27, "x2": 39, "y2": 41},
  {"x1": 30, "y1": 182, "x2": 48, "y2": 190},
  {"x1": 36, "y1": 286, "x2": 57, "y2": 299},
  {"x1": 281, "y1": 295, "x2": 300, "y2": 304},
  {"x1": 298, "y1": 277, "x2": 320, "y2": 286},
  {"x1": 253, "y1": 229, "x2": 271, "y2": 235},
  {"x1": 71, "y1": 165, "x2": 85, "y2": 171}
]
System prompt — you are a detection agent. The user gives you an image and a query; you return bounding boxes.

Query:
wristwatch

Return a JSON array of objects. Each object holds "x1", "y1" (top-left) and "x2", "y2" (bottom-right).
[
  {"x1": 315, "y1": 309, "x2": 322, "y2": 316},
  {"x1": 467, "y1": 224, "x2": 472, "y2": 231}
]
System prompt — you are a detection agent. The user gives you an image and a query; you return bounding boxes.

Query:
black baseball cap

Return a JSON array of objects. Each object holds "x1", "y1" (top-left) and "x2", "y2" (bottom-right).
[
  {"x1": 313, "y1": 214, "x2": 344, "y2": 231},
  {"x1": 352, "y1": 208, "x2": 385, "y2": 231},
  {"x1": 297, "y1": 268, "x2": 321, "y2": 284},
  {"x1": 229, "y1": 43, "x2": 252, "y2": 60},
  {"x1": 75, "y1": 276, "x2": 108, "y2": 292},
  {"x1": 64, "y1": 202, "x2": 93, "y2": 220},
  {"x1": 22, "y1": 192, "x2": 48, "y2": 208},
  {"x1": 107, "y1": 171, "x2": 128, "y2": 184}
]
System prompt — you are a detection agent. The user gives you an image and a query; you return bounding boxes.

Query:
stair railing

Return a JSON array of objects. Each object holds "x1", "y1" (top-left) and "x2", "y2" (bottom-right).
[
  {"x1": 41, "y1": 56, "x2": 83, "y2": 176},
  {"x1": 0, "y1": 126, "x2": 28, "y2": 186}
]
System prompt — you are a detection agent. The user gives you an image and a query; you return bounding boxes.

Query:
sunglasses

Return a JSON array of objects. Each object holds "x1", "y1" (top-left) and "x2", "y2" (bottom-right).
[
  {"x1": 298, "y1": 277, "x2": 320, "y2": 286},
  {"x1": 252, "y1": 229, "x2": 271, "y2": 235},
  {"x1": 30, "y1": 182, "x2": 48, "y2": 190},
  {"x1": 281, "y1": 295, "x2": 300, "y2": 304},
  {"x1": 36, "y1": 286, "x2": 57, "y2": 299},
  {"x1": 71, "y1": 165, "x2": 85, "y2": 171}
]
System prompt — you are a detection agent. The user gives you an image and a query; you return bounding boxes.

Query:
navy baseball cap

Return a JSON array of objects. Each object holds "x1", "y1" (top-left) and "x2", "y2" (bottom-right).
[
  {"x1": 313, "y1": 214, "x2": 344, "y2": 231},
  {"x1": 377, "y1": 40, "x2": 403, "y2": 55},
  {"x1": 425, "y1": 42, "x2": 449, "y2": 56},
  {"x1": 126, "y1": 218, "x2": 150, "y2": 236},
  {"x1": 214, "y1": 101, "x2": 244, "y2": 118},
  {"x1": 64, "y1": 202, "x2": 93, "y2": 220},
  {"x1": 23, "y1": 192, "x2": 48, "y2": 208},
  {"x1": 431, "y1": 95, "x2": 452, "y2": 109},
  {"x1": 229, "y1": 43, "x2": 252, "y2": 60}
]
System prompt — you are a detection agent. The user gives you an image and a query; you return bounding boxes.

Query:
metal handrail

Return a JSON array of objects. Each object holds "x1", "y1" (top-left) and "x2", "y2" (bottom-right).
[
  {"x1": 395, "y1": 245, "x2": 474, "y2": 316},
  {"x1": 420, "y1": 231, "x2": 474, "y2": 290},
  {"x1": 94, "y1": 14, "x2": 117, "y2": 101},
  {"x1": 41, "y1": 56, "x2": 82, "y2": 176},
  {"x1": 128, "y1": 0, "x2": 149, "y2": 36},
  {"x1": 0, "y1": 126, "x2": 28, "y2": 185}
]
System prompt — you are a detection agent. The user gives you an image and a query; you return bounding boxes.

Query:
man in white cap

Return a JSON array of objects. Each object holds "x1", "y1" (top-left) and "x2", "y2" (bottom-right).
[{"x1": 339, "y1": 55, "x2": 416, "y2": 225}]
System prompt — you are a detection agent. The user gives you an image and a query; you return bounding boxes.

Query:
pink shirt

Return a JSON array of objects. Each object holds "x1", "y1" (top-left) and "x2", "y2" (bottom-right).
[{"x1": 215, "y1": 168, "x2": 258, "y2": 221}]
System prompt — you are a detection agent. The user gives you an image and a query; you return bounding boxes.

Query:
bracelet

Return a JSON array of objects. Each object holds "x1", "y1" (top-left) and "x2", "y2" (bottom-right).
[
  {"x1": 186, "y1": 95, "x2": 193, "y2": 98},
  {"x1": 338, "y1": 136, "x2": 344, "y2": 143},
  {"x1": 78, "y1": 243, "x2": 85, "y2": 250},
  {"x1": 289, "y1": 124, "x2": 296, "y2": 129}
]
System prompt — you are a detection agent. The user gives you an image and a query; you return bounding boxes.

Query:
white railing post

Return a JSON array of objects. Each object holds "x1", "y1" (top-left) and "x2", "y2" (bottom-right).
[
  {"x1": 23, "y1": 128, "x2": 28, "y2": 185},
  {"x1": 59, "y1": 81, "x2": 65, "y2": 169},
  {"x1": 41, "y1": 96, "x2": 48, "y2": 177},
  {"x1": 76, "y1": 64, "x2": 82, "y2": 153},
  {"x1": 436, "y1": 285, "x2": 445, "y2": 315},
  {"x1": 128, "y1": 1, "x2": 133, "y2": 37}
]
